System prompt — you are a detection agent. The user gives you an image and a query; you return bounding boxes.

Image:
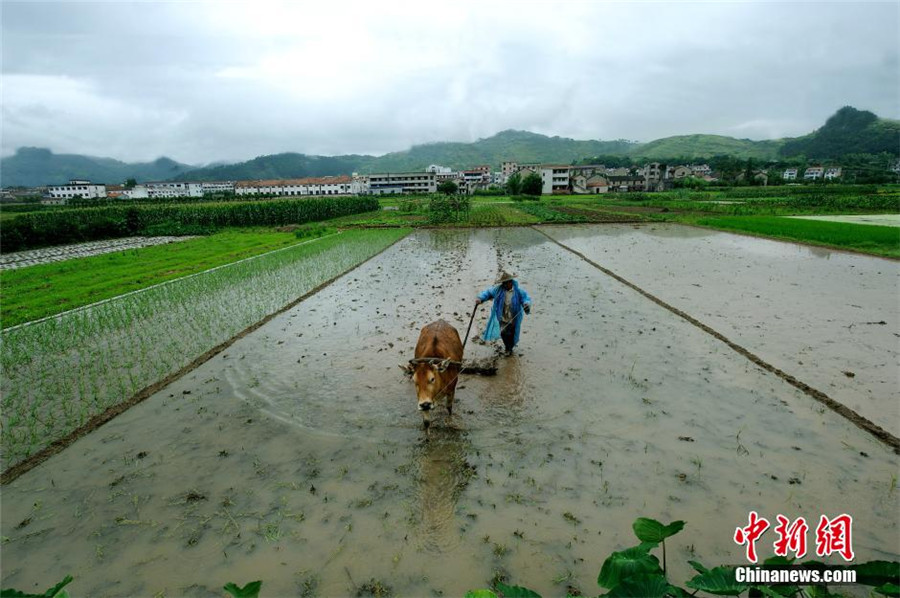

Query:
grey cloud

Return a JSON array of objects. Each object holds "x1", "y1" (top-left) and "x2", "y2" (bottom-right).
[{"x1": 2, "y1": 1, "x2": 897, "y2": 164}]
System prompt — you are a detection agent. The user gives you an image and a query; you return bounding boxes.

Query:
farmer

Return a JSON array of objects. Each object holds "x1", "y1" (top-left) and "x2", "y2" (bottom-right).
[{"x1": 475, "y1": 271, "x2": 532, "y2": 356}]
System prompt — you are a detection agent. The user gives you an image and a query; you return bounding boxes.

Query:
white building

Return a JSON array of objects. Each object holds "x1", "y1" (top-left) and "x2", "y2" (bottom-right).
[
  {"x1": 804, "y1": 167, "x2": 824, "y2": 180},
  {"x1": 541, "y1": 165, "x2": 571, "y2": 194},
  {"x1": 426, "y1": 165, "x2": 452, "y2": 175},
  {"x1": 141, "y1": 181, "x2": 203, "y2": 198},
  {"x1": 123, "y1": 185, "x2": 150, "y2": 199},
  {"x1": 46, "y1": 179, "x2": 106, "y2": 200},
  {"x1": 824, "y1": 167, "x2": 842, "y2": 180},
  {"x1": 783, "y1": 168, "x2": 798, "y2": 181},
  {"x1": 367, "y1": 172, "x2": 436, "y2": 195},
  {"x1": 201, "y1": 181, "x2": 235, "y2": 195},
  {"x1": 235, "y1": 176, "x2": 354, "y2": 197}
]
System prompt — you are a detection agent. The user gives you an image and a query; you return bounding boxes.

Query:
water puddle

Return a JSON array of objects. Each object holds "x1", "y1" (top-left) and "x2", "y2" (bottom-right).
[{"x1": 2, "y1": 227, "x2": 897, "y2": 597}]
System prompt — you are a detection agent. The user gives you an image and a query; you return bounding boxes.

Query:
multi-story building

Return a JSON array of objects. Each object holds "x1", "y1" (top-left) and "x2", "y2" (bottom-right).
[
  {"x1": 45, "y1": 179, "x2": 106, "y2": 200},
  {"x1": 783, "y1": 168, "x2": 799, "y2": 181},
  {"x1": 804, "y1": 167, "x2": 824, "y2": 180},
  {"x1": 824, "y1": 167, "x2": 842, "y2": 180},
  {"x1": 235, "y1": 176, "x2": 354, "y2": 197},
  {"x1": 606, "y1": 174, "x2": 645, "y2": 193},
  {"x1": 202, "y1": 181, "x2": 235, "y2": 195},
  {"x1": 541, "y1": 165, "x2": 571, "y2": 194},
  {"x1": 350, "y1": 174, "x2": 369, "y2": 195},
  {"x1": 690, "y1": 164, "x2": 712, "y2": 176},
  {"x1": 366, "y1": 172, "x2": 436, "y2": 195},
  {"x1": 426, "y1": 165, "x2": 452, "y2": 175}
]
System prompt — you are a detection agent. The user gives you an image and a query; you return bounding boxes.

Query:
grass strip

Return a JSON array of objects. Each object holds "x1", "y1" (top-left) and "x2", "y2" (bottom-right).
[
  {"x1": 1, "y1": 228, "x2": 329, "y2": 328},
  {"x1": 694, "y1": 216, "x2": 900, "y2": 258}
]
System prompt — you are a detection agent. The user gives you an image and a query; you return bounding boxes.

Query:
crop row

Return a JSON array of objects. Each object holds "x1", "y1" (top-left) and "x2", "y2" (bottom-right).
[
  {"x1": 0, "y1": 228, "x2": 408, "y2": 470},
  {"x1": 1, "y1": 196, "x2": 379, "y2": 251}
]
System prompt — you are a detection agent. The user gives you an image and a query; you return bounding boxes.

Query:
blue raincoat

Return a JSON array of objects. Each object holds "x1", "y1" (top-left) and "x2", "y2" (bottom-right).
[{"x1": 478, "y1": 280, "x2": 532, "y2": 346}]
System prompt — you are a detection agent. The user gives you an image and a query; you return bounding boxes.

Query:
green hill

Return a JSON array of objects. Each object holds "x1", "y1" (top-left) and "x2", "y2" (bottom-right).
[
  {"x1": 0, "y1": 147, "x2": 196, "y2": 188},
  {"x1": 4, "y1": 107, "x2": 896, "y2": 186},
  {"x1": 178, "y1": 153, "x2": 375, "y2": 182},
  {"x1": 629, "y1": 134, "x2": 783, "y2": 161},
  {"x1": 361, "y1": 130, "x2": 636, "y2": 172},
  {"x1": 778, "y1": 106, "x2": 900, "y2": 159}
]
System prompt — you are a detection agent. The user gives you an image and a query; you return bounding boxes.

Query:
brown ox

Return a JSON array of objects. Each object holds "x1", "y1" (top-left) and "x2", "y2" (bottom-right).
[{"x1": 410, "y1": 320, "x2": 463, "y2": 429}]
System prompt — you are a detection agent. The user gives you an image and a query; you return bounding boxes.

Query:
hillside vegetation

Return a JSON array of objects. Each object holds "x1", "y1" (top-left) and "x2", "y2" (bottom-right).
[
  {"x1": 1, "y1": 147, "x2": 195, "y2": 187},
  {"x1": 629, "y1": 134, "x2": 783, "y2": 161},
  {"x1": 779, "y1": 106, "x2": 900, "y2": 159},
  {"x1": 3, "y1": 107, "x2": 897, "y2": 187}
]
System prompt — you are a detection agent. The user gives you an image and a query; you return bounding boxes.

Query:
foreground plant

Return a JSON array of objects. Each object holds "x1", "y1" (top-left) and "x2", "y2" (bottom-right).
[{"x1": 466, "y1": 517, "x2": 900, "y2": 598}]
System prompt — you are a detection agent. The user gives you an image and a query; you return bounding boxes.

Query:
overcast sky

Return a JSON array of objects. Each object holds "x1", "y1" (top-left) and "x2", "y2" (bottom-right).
[{"x1": 2, "y1": 1, "x2": 898, "y2": 165}]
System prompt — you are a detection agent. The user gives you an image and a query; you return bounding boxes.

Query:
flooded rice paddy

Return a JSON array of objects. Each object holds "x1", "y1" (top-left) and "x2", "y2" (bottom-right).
[{"x1": 2, "y1": 225, "x2": 898, "y2": 597}]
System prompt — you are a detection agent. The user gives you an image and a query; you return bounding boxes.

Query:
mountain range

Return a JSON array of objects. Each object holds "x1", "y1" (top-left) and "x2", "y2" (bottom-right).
[{"x1": 2, "y1": 107, "x2": 896, "y2": 187}]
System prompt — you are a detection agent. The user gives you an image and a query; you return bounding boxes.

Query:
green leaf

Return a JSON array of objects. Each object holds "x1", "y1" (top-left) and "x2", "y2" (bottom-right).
[
  {"x1": 597, "y1": 544, "x2": 662, "y2": 589},
  {"x1": 874, "y1": 582, "x2": 900, "y2": 597},
  {"x1": 761, "y1": 556, "x2": 795, "y2": 566},
  {"x1": 850, "y1": 560, "x2": 900, "y2": 587},
  {"x1": 602, "y1": 573, "x2": 670, "y2": 598},
  {"x1": 632, "y1": 518, "x2": 686, "y2": 543},
  {"x1": 804, "y1": 585, "x2": 842, "y2": 598},
  {"x1": 685, "y1": 566, "x2": 750, "y2": 596},
  {"x1": 224, "y1": 581, "x2": 263, "y2": 598},
  {"x1": 495, "y1": 582, "x2": 542, "y2": 597},
  {"x1": 1, "y1": 576, "x2": 74, "y2": 598},
  {"x1": 465, "y1": 591, "x2": 499, "y2": 598},
  {"x1": 688, "y1": 560, "x2": 711, "y2": 575},
  {"x1": 752, "y1": 584, "x2": 800, "y2": 598}
]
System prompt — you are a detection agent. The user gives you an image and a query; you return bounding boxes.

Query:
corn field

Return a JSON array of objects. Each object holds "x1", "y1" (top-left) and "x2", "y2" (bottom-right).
[{"x1": 1, "y1": 196, "x2": 379, "y2": 252}]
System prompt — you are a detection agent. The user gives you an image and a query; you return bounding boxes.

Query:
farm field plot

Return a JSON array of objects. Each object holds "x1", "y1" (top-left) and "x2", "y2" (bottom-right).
[
  {"x1": 1, "y1": 229, "x2": 408, "y2": 469},
  {"x1": 0, "y1": 236, "x2": 198, "y2": 271},
  {"x1": 1, "y1": 228, "x2": 897, "y2": 597},
  {"x1": 541, "y1": 223, "x2": 900, "y2": 438}
]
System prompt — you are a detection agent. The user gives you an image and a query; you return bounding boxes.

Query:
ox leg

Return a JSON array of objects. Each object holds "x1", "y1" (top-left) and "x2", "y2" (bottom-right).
[{"x1": 446, "y1": 391, "x2": 454, "y2": 418}]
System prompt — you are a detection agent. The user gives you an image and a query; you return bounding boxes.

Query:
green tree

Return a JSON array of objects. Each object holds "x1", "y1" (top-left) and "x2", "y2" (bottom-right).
[
  {"x1": 124, "y1": 178, "x2": 137, "y2": 189},
  {"x1": 521, "y1": 171, "x2": 543, "y2": 196},
  {"x1": 506, "y1": 172, "x2": 522, "y2": 195},
  {"x1": 437, "y1": 180, "x2": 458, "y2": 195}
]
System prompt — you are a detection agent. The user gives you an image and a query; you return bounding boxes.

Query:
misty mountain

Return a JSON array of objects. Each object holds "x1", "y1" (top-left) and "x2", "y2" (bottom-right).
[
  {"x1": 1, "y1": 148, "x2": 196, "y2": 188},
  {"x1": 3, "y1": 107, "x2": 896, "y2": 187}
]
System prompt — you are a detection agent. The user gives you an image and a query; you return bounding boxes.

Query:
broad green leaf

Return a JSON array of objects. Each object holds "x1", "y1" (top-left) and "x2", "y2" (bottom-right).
[
  {"x1": 752, "y1": 583, "x2": 800, "y2": 597},
  {"x1": 804, "y1": 585, "x2": 842, "y2": 598},
  {"x1": 465, "y1": 591, "x2": 499, "y2": 598},
  {"x1": 1, "y1": 575, "x2": 74, "y2": 598},
  {"x1": 597, "y1": 544, "x2": 662, "y2": 589},
  {"x1": 762, "y1": 556, "x2": 795, "y2": 566},
  {"x1": 632, "y1": 518, "x2": 686, "y2": 543},
  {"x1": 602, "y1": 573, "x2": 670, "y2": 598},
  {"x1": 874, "y1": 582, "x2": 900, "y2": 597},
  {"x1": 686, "y1": 566, "x2": 750, "y2": 596},
  {"x1": 850, "y1": 560, "x2": 900, "y2": 587},
  {"x1": 688, "y1": 560, "x2": 711, "y2": 575},
  {"x1": 495, "y1": 582, "x2": 542, "y2": 597},
  {"x1": 224, "y1": 581, "x2": 262, "y2": 598}
]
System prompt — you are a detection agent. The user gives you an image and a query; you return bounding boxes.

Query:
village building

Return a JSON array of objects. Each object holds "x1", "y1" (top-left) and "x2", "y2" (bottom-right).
[
  {"x1": 366, "y1": 172, "x2": 436, "y2": 195},
  {"x1": 45, "y1": 179, "x2": 106, "y2": 201}
]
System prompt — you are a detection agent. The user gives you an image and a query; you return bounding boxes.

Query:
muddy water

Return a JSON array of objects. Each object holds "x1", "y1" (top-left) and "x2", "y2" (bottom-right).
[
  {"x1": 2, "y1": 228, "x2": 898, "y2": 597},
  {"x1": 542, "y1": 223, "x2": 900, "y2": 438}
]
